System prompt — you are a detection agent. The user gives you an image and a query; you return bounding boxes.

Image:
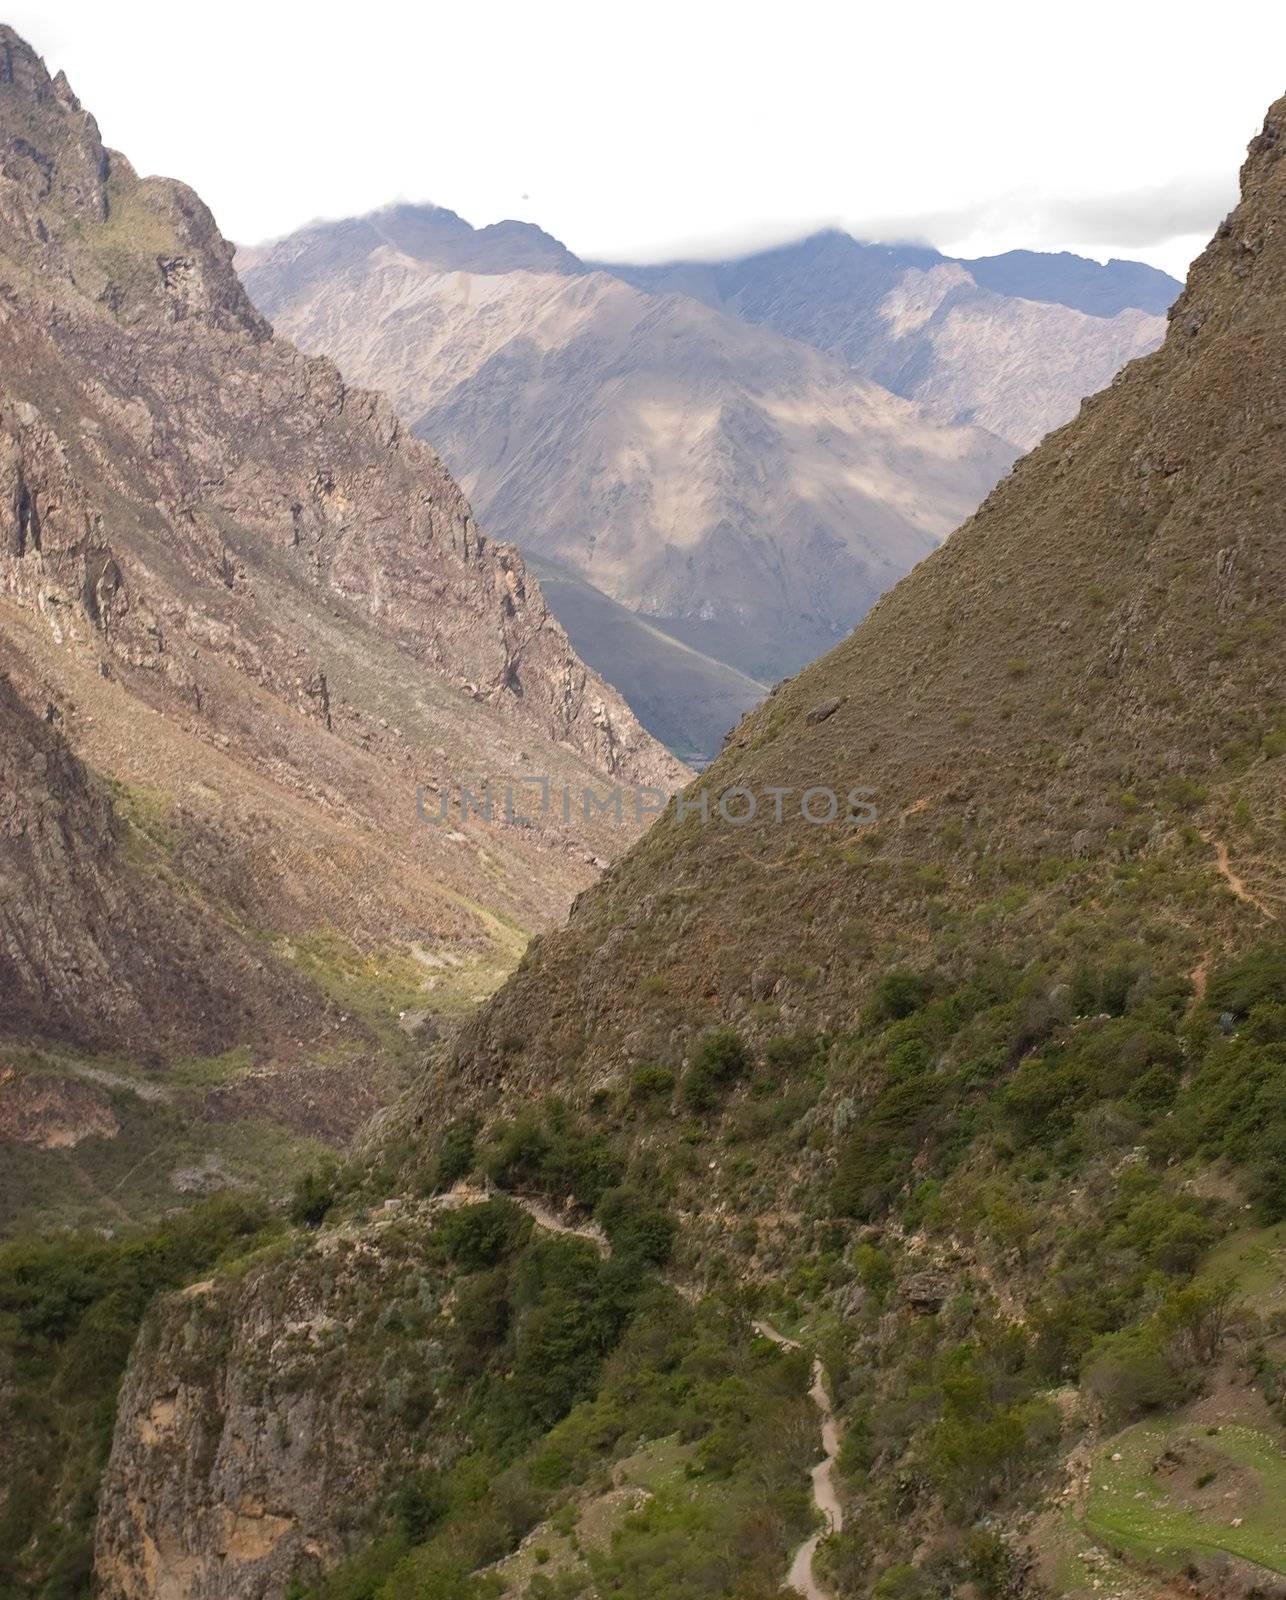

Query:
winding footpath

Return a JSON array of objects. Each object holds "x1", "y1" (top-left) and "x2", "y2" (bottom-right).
[
  {"x1": 420, "y1": 1189, "x2": 841, "y2": 1597},
  {"x1": 754, "y1": 1322, "x2": 843, "y2": 1600}
]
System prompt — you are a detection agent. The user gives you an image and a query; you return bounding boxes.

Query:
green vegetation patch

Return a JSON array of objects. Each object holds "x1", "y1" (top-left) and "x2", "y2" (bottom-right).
[
  {"x1": 0, "y1": 1196, "x2": 279, "y2": 1597},
  {"x1": 1086, "y1": 1420, "x2": 1286, "y2": 1577}
]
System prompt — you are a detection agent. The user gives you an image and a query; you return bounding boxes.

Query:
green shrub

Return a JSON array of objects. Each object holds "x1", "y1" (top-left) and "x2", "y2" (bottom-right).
[
  {"x1": 440, "y1": 1198, "x2": 532, "y2": 1271},
  {"x1": 594, "y1": 1188, "x2": 676, "y2": 1267},
  {"x1": 436, "y1": 1115, "x2": 481, "y2": 1188},
  {"x1": 866, "y1": 970, "x2": 935, "y2": 1025},
  {"x1": 628, "y1": 1064, "x2": 675, "y2": 1103},
  {"x1": 762, "y1": 1032, "x2": 823, "y2": 1076},
  {"x1": 289, "y1": 1160, "x2": 341, "y2": 1228},
  {"x1": 1081, "y1": 1323, "x2": 1189, "y2": 1420},
  {"x1": 483, "y1": 1108, "x2": 623, "y2": 1209},
  {"x1": 681, "y1": 1027, "x2": 750, "y2": 1112}
]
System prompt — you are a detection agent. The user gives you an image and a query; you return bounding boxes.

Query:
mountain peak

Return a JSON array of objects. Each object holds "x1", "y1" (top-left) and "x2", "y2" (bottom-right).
[
  {"x1": 1170, "y1": 93, "x2": 1286, "y2": 342},
  {"x1": 0, "y1": 23, "x2": 50, "y2": 98},
  {"x1": 0, "y1": 29, "x2": 268, "y2": 336}
]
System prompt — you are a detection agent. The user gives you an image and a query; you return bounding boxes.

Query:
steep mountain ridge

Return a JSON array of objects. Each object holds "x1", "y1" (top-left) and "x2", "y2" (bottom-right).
[
  {"x1": 448, "y1": 102, "x2": 1282, "y2": 1095},
  {"x1": 0, "y1": 27, "x2": 682, "y2": 1171}
]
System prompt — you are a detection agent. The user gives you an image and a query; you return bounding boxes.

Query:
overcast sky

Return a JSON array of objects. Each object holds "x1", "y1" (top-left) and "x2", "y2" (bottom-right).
[{"x1": 12, "y1": 1, "x2": 1286, "y2": 277}]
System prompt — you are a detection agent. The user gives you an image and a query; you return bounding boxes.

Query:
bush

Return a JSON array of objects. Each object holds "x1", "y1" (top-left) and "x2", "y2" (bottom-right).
[
  {"x1": 681, "y1": 1027, "x2": 750, "y2": 1112},
  {"x1": 436, "y1": 1115, "x2": 481, "y2": 1188},
  {"x1": 628, "y1": 1064, "x2": 675, "y2": 1103},
  {"x1": 1206, "y1": 943, "x2": 1286, "y2": 1018},
  {"x1": 866, "y1": 970, "x2": 935, "y2": 1025},
  {"x1": 393, "y1": 1470, "x2": 449, "y2": 1542},
  {"x1": 440, "y1": 1198, "x2": 531, "y2": 1271},
  {"x1": 762, "y1": 1032, "x2": 823, "y2": 1076},
  {"x1": 594, "y1": 1188, "x2": 676, "y2": 1267},
  {"x1": 289, "y1": 1160, "x2": 341, "y2": 1228},
  {"x1": 483, "y1": 1107, "x2": 624, "y2": 1209}
]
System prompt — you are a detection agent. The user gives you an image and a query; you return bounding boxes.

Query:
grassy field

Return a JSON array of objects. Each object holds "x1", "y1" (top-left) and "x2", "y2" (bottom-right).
[
  {"x1": 1204, "y1": 1221, "x2": 1286, "y2": 1315},
  {"x1": 1086, "y1": 1419, "x2": 1286, "y2": 1577}
]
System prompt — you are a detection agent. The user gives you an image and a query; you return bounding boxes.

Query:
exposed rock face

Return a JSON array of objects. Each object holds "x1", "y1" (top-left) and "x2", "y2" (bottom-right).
[
  {"x1": 604, "y1": 232, "x2": 1179, "y2": 450},
  {"x1": 902, "y1": 1271, "x2": 949, "y2": 1315},
  {"x1": 0, "y1": 26, "x2": 684, "y2": 1062},
  {"x1": 241, "y1": 211, "x2": 1017, "y2": 690},
  {"x1": 0, "y1": 37, "x2": 677, "y2": 789},
  {"x1": 96, "y1": 1215, "x2": 454, "y2": 1600}
]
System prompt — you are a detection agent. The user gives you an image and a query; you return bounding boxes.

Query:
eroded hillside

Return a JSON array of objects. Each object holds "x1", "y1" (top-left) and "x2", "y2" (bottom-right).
[{"x1": 0, "y1": 24, "x2": 685, "y2": 1221}]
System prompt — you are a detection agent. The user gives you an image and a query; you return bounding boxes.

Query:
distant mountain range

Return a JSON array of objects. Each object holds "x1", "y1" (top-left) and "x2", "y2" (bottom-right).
[
  {"x1": 602, "y1": 233, "x2": 1180, "y2": 448},
  {"x1": 241, "y1": 209, "x2": 1179, "y2": 759}
]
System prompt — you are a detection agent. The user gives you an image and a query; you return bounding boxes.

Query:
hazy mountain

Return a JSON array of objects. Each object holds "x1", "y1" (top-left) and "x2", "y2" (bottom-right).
[
  {"x1": 960, "y1": 246, "x2": 1180, "y2": 315},
  {"x1": 243, "y1": 212, "x2": 1179, "y2": 760},
  {"x1": 604, "y1": 231, "x2": 1179, "y2": 448},
  {"x1": 524, "y1": 554, "x2": 768, "y2": 767},
  {"x1": 242, "y1": 219, "x2": 1016, "y2": 720}
]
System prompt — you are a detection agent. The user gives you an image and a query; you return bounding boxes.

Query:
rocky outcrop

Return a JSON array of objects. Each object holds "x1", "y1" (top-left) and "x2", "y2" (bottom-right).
[
  {"x1": 901, "y1": 1270, "x2": 950, "y2": 1315},
  {"x1": 96, "y1": 1216, "x2": 454, "y2": 1600}
]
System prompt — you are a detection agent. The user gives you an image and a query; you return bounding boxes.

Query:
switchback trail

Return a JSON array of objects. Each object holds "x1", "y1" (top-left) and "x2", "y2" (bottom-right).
[{"x1": 754, "y1": 1322, "x2": 842, "y2": 1600}]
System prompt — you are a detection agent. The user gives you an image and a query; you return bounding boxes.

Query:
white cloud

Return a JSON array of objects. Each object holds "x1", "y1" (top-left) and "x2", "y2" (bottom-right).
[{"x1": 7, "y1": 0, "x2": 1283, "y2": 281}]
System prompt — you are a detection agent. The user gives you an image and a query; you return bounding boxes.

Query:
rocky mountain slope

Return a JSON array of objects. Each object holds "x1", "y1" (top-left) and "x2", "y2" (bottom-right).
[
  {"x1": 90, "y1": 90, "x2": 1285, "y2": 1600},
  {"x1": 0, "y1": 668, "x2": 311, "y2": 1060},
  {"x1": 242, "y1": 220, "x2": 1015, "y2": 703},
  {"x1": 0, "y1": 27, "x2": 683, "y2": 1211},
  {"x1": 607, "y1": 233, "x2": 1179, "y2": 449}
]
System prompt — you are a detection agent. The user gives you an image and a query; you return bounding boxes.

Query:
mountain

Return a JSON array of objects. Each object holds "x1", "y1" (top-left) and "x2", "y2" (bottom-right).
[
  {"x1": 604, "y1": 231, "x2": 1179, "y2": 449},
  {"x1": 0, "y1": 26, "x2": 683, "y2": 1230},
  {"x1": 523, "y1": 554, "x2": 767, "y2": 767},
  {"x1": 449, "y1": 144, "x2": 1280, "y2": 1124},
  {"x1": 90, "y1": 93, "x2": 1286, "y2": 1600},
  {"x1": 960, "y1": 247, "x2": 1181, "y2": 316},
  {"x1": 241, "y1": 219, "x2": 1016, "y2": 711},
  {"x1": 241, "y1": 213, "x2": 1180, "y2": 756}
]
